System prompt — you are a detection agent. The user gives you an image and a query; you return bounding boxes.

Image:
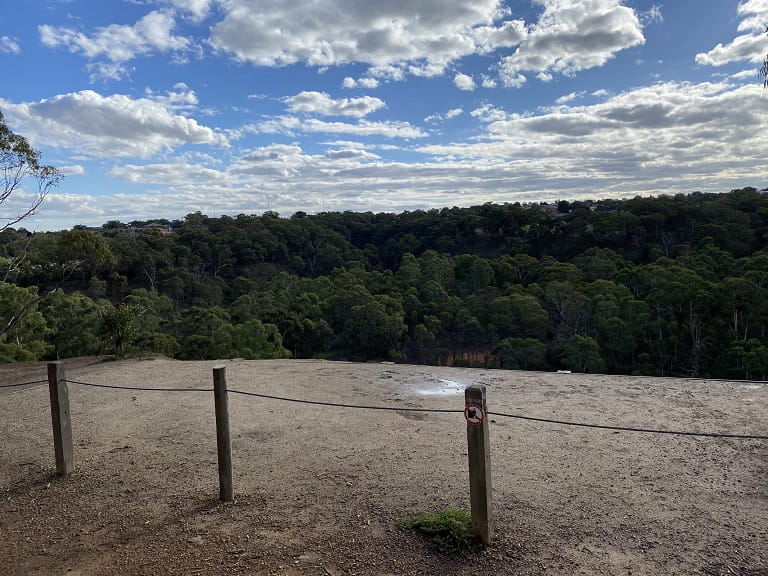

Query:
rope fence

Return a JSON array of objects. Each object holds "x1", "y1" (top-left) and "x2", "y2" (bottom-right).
[
  {"x1": 5, "y1": 371, "x2": 767, "y2": 439},
  {"x1": 53, "y1": 377, "x2": 768, "y2": 440},
  {"x1": 8, "y1": 361, "x2": 768, "y2": 546}
]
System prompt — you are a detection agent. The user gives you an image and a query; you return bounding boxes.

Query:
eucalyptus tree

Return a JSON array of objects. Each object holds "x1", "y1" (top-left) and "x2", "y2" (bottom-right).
[{"x1": 1, "y1": 111, "x2": 60, "y2": 231}]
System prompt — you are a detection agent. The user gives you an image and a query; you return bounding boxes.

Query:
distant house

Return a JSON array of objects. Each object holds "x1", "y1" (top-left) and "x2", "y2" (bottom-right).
[
  {"x1": 141, "y1": 222, "x2": 174, "y2": 236},
  {"x1": 538, "y1": 202, "x2": 559, "y2": 215}
]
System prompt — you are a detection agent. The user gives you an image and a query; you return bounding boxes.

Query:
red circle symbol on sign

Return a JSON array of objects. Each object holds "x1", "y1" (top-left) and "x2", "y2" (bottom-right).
[{"x1": 464, "y1": 403, "x2": 484, "y2": 425}]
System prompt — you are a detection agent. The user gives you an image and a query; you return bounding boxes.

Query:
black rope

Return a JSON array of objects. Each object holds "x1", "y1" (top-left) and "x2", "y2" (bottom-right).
[
  {"x1": 0, "y1": 379, "x2": 48, "y2": 389},
  {"x1": 229, "y1": 388, "x2": 463, "y2": 414},
  {"x1": 66, "y1": 378, "x2": 459, "y2": 414},
  {"x1": 487, "y1": 411, "x2": 768, "y2": 440},
  {"x1": 66, "y1": 379, "x2": 212, "y2": 393},
  {"x1": 60, "y1": 378, "x2": 768, "y2": 439}
]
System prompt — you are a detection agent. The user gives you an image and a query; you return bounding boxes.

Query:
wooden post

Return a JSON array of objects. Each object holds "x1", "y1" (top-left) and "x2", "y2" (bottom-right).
[
  {"x1": 213, "y1": 365, "x2": 234, "y2": 502},
  {"x1": 465, "y1": 384, "x2": 493, "y2": 544},
  {"x1": 47, "y1": 362, "x2": 74, "y2": 475}
]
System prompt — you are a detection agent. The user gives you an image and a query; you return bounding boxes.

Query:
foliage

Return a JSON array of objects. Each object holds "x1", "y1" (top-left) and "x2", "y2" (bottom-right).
[
  {"x1": 4, "y1": 187, "x2": 768, "y2": 379},
  {"x1": 0, "y1": 282, "x2": 49, "y2": 361},
  {"x1": 102, "y1": 302, "x2": 144, "y2": 357},
  {"x1": 400, "y1": 509, "x2": 477, "y2": 553},
  {"x1": 40, "y1": 290, "x2": 108, "y2": 358},
  {"x1": 563, "y1": 334, "x2": 606, "y2": 374},
  {"x1": 493, "y1": 337, "x2": 547, "y2": 370}
]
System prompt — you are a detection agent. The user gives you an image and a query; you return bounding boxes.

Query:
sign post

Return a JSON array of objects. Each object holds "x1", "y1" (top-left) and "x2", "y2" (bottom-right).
[
  {"x1": 465, "y1": 384, "x2": 492, "y2": 544},
  {"x1": 47, "y1": 362, "x2": 74, "y2": 475}
]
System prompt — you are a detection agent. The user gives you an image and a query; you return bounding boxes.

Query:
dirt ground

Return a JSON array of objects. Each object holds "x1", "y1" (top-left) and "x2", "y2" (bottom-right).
[{"x1": 1, "y1": 357, "x2": 767, "y2": 576}]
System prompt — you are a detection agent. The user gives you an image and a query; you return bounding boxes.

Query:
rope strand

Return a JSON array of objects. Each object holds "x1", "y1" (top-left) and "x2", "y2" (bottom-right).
[
  {"x1": 0, "y1": 379, "x2": 48, "y2": 389},
  {"x1": 229, "y1": 388, "x2": 462, "y2": 413},
  {"x1": 65, "y1": 379, "x2": 212, "y2": 393},
  {"x1": 53, "y1": 378, "x2": 768, "y2": 440},
  {"x1": 486, "y1": 411, "x2": 768, "y2": 440}
]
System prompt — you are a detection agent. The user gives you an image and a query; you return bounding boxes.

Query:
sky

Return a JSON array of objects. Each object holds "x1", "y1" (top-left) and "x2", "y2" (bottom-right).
[{"x1": 2, "y1": 0, "x2": 768, "y2": 231}]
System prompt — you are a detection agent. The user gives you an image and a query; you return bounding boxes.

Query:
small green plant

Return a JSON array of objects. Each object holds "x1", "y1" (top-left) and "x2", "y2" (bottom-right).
[{"x1": 400, "y1": 508, "x2": 478, "y2": 553}]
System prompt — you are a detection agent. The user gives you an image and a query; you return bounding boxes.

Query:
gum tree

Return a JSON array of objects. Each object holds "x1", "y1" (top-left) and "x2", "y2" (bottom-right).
[{"x1": 1, "y1": 110, "x2": 61, "y2": 231}]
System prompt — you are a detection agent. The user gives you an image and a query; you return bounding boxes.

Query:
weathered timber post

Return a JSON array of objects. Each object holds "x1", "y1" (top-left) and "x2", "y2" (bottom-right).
[
  {"x1": 465, "y1": 384, "x2": 493, "y2": 544},
  {"x1": 47, "y1": 362, "x2": 74, "y2": 475},
  {"x1": 213, "y1": 365, "x2": 234, "y2": 502}
]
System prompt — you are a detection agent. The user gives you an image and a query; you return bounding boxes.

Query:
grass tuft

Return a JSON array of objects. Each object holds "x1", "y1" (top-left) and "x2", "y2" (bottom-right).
[{"x1": 400, "y1": 508, "x2": 478, "y2": 553}]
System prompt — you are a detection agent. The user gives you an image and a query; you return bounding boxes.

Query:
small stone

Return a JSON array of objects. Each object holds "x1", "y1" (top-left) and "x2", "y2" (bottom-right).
[{"x1": 298, "y1": 552, "x2": 322, "y2": 563}]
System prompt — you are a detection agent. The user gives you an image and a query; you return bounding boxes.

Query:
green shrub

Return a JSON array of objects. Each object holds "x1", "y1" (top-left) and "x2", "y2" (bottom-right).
[{"x1": 400, "y1": 508, "x2": 478, "y2": 553}]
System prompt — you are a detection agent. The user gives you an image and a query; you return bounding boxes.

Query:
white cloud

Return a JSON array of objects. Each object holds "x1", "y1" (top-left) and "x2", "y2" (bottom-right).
[
  {"x1": 368, "y1": 65, "x2": 407, "y2": 82},
  {"x1": 319, "y1": 140, "x2": 368, "y2": 149},
  {"x1": 731, "y1": 68, "x2": 761, "y2": 79},
  {"x1": 424, "y1": 108, "x2": 464, "y2": 124},
  {"x1": 209, "y1": 0, "x2": 527, "y2": 77},
  {"x1": 1, "y1": 36, "x2": 21, "y2": 55},
  {"x1": 454, "y1": 72, "x2": 477, "y2": 91},
  {"x1": 481, "y1": 75, "x2": 497, "y2": 88},
  {"x1": 300, "y1": 119, "x2": 427, "y2": 138},
  {"x1": 283, "y1": 91, "x2": 385, "y2": 117},
  {"x1": 324, "y1": 148, "x2": 380, "y2": 160},
  {"x1": 737, "y1": 0, "x2": 768, "y2": 32},
  {"x1": 342, "y1": 76, "x2": 382, "y2": 89},
  {"x1": 216, "y1": 143, "x2": 379, "y2": 181},
  {"x1": 59, "y1": 165, "x2": 86, "y2": 176},
  {"x1": 696, "y1": 0, "x2": 768, "y2": 66},
  {"x1": 471, "y1": 103, "x2": 510, "y2": 122},
  {"x1": 499, "y1": 0, "x2": 645, "y2": 84},
  {"x1": 86, "y1": 62, "x2": 130, "y2": 82},
  {"x1": 145, "y1": 82, "x2": 201, "y2": 111},
  {"x1": 696, "y1": 35, "x2": 768, "y2": 67},
  {"x1": 39, "y1": 10, "x2": 192, "y2": 67},
  {"x1": 23, "y1": 81, "x2": 768, "y2": 231},
  {"x1": 165, "y1": 0, "x2": 214, "y2": 22},
  {"x1": 249, "y1": 116, "x2": 427, "y2": 139},
  {"x1": 109, "y1": 162, "x2": 226, "y2": 184},
  {"x1": 0, "y1": 89, "x2": 227, "y2": 158},
  {"x1": 639, "y1": 4, "x2": 663, "y2": 26},
  {"x1": 408, "y1": 62, "x2": 449, "y2": 78},
  {"x1": 418, "y1": 82, "x2": 768, "y2": 199},
  {"x1": 36, "y1": 0, "x2": 651, "y2": 93},
  {"x1": 501, "y1": 71, "x2": 527, "y2": 88},
  {"x1": 555, "y1": 91, "x2": 585, "y2": 104}
]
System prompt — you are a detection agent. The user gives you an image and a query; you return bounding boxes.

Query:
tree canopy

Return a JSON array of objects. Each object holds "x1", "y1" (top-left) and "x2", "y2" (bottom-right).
[{"x1": 3, "y1": 188, "x2": 768, "y2": 379}]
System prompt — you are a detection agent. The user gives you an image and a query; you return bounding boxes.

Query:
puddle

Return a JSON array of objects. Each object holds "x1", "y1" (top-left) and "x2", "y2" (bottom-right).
[{"x1": 413, "y1": 379, "x2": 466, "y2": 396}]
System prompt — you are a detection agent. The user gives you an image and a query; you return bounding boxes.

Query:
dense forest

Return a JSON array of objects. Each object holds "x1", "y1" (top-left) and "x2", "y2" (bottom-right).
[{"x1": 2, "y1": 187, "x2": 768, "y2": 379}]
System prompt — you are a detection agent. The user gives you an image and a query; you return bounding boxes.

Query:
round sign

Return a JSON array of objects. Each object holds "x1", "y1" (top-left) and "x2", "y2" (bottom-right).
[{"x1": 464, "y1": 403, "x2": 484, "y2": 425}]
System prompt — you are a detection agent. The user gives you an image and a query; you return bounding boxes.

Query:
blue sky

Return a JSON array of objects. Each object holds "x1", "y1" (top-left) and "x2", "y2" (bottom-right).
[{"x1": 2, "y1": 0, "x2": 768, "y2": 230}]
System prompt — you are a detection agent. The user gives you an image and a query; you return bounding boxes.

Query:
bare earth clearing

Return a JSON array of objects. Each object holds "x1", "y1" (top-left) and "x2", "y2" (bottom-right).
[{"x1": 1, "y1": 357, "x2": 767, "y2": 575}]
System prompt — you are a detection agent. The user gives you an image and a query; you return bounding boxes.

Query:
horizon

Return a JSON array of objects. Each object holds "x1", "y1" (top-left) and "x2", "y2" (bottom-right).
[{"x1": 6, "y1": 185, "x2": 764, "y2": 234}]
